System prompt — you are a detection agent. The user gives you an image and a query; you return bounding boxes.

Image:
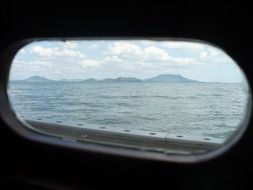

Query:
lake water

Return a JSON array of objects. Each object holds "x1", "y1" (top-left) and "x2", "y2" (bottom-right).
[{"x1": 8, "y1": 82, "x2": 249, "y2": 140}]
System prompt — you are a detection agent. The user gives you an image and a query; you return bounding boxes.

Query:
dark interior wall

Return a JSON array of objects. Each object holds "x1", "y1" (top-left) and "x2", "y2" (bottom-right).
[{"x1": 0, "y1": 2, "x2": 252, "y2": 189}]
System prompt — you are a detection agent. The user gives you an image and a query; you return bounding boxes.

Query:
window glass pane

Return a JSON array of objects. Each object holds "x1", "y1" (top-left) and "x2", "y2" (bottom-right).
[{"x1": 7, "y1": 40, "x2": 250, "y2": 155}]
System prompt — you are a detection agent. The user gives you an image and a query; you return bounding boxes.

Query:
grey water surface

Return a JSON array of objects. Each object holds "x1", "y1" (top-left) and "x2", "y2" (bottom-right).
[{"x1": 8, "y1": 82, "x2": 249, "y2": 140}]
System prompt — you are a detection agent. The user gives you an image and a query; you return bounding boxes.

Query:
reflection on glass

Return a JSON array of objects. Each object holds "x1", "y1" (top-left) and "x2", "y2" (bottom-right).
[{"x1": 8, "y1": 40, "x2": 250, "y2": 145}]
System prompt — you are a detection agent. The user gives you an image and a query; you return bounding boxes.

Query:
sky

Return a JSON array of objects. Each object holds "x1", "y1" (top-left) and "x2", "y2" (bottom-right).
[{"x1": 9, "y1": 40, "x2": 246, "y2": 83}]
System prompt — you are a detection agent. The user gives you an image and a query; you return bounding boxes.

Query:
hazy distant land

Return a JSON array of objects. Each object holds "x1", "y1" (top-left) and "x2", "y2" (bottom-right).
[{"x1": 12, "y1": 74, "x2": 202, "y2": 83}]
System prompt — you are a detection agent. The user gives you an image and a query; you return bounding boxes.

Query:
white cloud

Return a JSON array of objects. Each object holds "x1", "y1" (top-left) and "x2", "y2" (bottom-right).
[
  {"x1": 103, "y1": 56, "x2": 123, "y2": 63},
  {"x1": 63, "y1": 42, "x2": 78, "y2": 49},
  {"x1": 199, "y1": 51, "x2": 208, "y2": 59},
  {"x1": 31, "y1": 60, "x2": 52, "y2": 67},
  {"x1": 142, "y1": 46, "x2": 170, "y2": 61},
  {"x1": 77, "y1": 59, "x2": 101, "y2": 68},
  {"x1": 107, "y1": 42, "x2": 171, "y2": 62},
  {"x1": 88, "y1": 44, "x2": 100, "y2": 50},
  {"x1": 31, "y1": 46, "x2": 85, "y2": 58},
  {"x1": 19, "y1": 49, "x2": 26, "y2": 54},
  {"x1": 54, "y1": 70, "x2": 62, "y2": 74},
  {"x1": 109, "y1": 42, "x2": 142, "y2": 57},
  {"x1": 170, "y1": 57, "x2": 197, "y2": 65},
  {"x1": 140, "y1": 40, "x2": 156, "y2": 46},
  {"x1": 162, "y1": 42, "x2": 205, "y2": 51},
  {"x1": 199, "y1": 47, "x2": 226, "y2": 64},
  {"x1": 13, "y1": 60, "x2": 26, "y2": 65},
  {"x1": 200, "y1": 47, "x2": 221, "y2": 59},
  {"x1": 106, "y1": 42, "x2": 198, "y2": 66},
  {"x1": 107, "y1": 42, "x2": 200, "y2": 65}
]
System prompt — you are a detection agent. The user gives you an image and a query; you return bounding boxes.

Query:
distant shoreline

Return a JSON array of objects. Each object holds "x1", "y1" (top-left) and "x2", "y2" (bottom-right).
[
  {"x1": 10, "y1": 81, "x2": 241, "y2": 84},
  {"x1": 11, "y1": 74, "x2": 203, "y2": 83},
  {"x1": 10, "y1": 74, "x2": 242, "y2": 84}
]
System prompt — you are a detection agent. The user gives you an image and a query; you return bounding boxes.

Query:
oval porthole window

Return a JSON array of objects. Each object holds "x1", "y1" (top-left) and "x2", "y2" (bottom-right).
[{"x1": 5, "y1": 39, "x2": 251, "y2": 162}]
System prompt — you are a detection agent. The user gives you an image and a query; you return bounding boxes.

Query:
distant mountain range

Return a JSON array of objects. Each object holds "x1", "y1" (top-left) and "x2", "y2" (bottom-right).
[
  {"x1": 12, "y1": 74, "x2": 202, "y2": 83},
  {"x1": 16, "y1": 76, "x2": 56, "y2": 82},
  {"x1": 144, "y1": 74, "x2": 199, "y2": 83}
]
